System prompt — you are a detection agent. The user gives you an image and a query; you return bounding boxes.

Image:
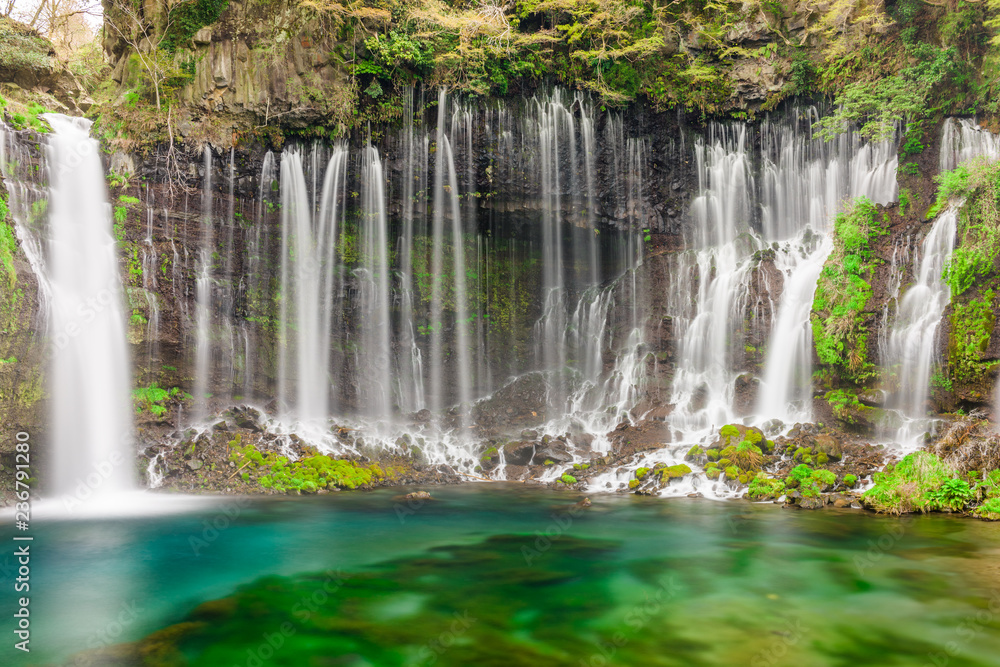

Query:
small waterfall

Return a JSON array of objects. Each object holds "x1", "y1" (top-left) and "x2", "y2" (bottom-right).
[
  {"x1": 43, "y1": 114, "x2": 133, "y2": 496},
  {"x1": 277, "y1": 145, "x2": 347, "y2": 426},
  {"x1": 428, "y1": 89, "x2": 472, "y2": 421},
  {"x1": 756, "y1": 236, "x2": 830, "y2": 423},
  {"x1": 756, "y1": 116, "x2": 897, "y2": 424},
  {"x1": 668, "y1": 124, "x2": 756, "y2": 433},
  {"x1": 192, "y1": 146, "x2": 213, "y2": 422},
  {"x1": 884, "y1": 207, "x2": 958, "y2": 448},
  {"x1": 397, "y1": 91, "x2": 426, "y2": 413},
  {"x1": 940, "y1": 118, "x2": 1000, "y2": 172},
  {"x1": 357, "y1": 145, "x2": 392, "y2": 421}
]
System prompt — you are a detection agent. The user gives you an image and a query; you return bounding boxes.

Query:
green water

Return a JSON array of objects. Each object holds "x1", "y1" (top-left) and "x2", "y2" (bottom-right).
[{"x1": 5, "y1": 485, "x2": 1000, "y2": 666}]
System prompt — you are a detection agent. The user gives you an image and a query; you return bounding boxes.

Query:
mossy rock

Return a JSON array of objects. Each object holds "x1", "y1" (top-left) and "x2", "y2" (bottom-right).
[
  {"x1": 635, "y1": 467, "x2": 650, "y2": 480},
  {"x1": 659, "y1": 463, "x2": 692, "y2": 480},
  {"x1": 713, "y1": 424, "x2": 767, "y2": 451},
  {"x1": 705, "y1": 467, "x2": 722, "y2": 480},
  {"x1": 812, "y1": 434, "x2": 843, "y2": 461},
  {"x1": 628, "y1": 479, "x2": 640, "y2": 490},
  {"x1": 685, "y1": 445, "x2": 706, "y2": 464}
]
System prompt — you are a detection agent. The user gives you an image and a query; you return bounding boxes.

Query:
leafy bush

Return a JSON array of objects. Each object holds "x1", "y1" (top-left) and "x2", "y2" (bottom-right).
[
  {"x1": 861, "y1": 452, "x2": 954, "y2": 514},
  {"x1": 748, "y1": 473, "x2": 785, "y2": 500},
  {"x1": 925, "y1": 478, "x2": 973, "y2": 511}
]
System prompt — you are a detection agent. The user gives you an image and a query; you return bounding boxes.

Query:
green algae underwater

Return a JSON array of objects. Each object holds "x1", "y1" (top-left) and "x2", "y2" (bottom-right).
[{"x1": 9, "y1": 485, "x2": 1000, "y2": 667}]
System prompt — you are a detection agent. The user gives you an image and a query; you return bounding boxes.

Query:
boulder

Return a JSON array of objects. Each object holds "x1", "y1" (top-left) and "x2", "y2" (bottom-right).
[{"x1": 503, "y1": 440, "x2": 535, "y2": 466}]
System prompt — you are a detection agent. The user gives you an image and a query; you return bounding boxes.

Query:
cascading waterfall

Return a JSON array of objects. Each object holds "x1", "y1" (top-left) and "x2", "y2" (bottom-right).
[
  {"x1": 668, "y1": 124, "x2": 756, "y2": 434},
  {"x1": 44, "y1": 114, "x2": 133, "y2": 496},
  {"x1": 277, "y1": 144, "x2": 347, "y2": 426},
  {"x1": 396, "y1": 90, "x2": 426, "y2": 413},
  {"x1": 884, "y1": 207, "x2": 958, "y2": 449},
  {"x1": 881, "y1": 118, "x2": 1000, "y2": 447},
  {"x1": 755, "y1": 116, "x2": 898, "y2": 424},
  {"x1": 940, "y1": 117, "x2": 1000, "y2": 172},
  {"x1": 192, "y1": 146, "x2": 213, "y2": 422},
  {"x1": 357, "y1": 145, "x2": 393, "y2": 421}
]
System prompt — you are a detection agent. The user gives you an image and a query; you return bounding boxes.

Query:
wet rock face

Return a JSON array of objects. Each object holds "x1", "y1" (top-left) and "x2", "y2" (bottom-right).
[{"x1": 472, "y1": 373, "x2": 548, "y2": 432}]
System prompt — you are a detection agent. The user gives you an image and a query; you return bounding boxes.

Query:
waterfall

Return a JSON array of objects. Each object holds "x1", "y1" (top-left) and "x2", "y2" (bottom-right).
[
  {"x1": 668, "y1": 124, "x2": 756, "y2": 433},
  {"x1": 44, "y1": 114, "x2": 133, "y2": 496},
  {"x1": 192, "y1": 146, "x2": 213, "y2": 422},
  {"x1": 277, "y1": 145, "x2": 347, "y2": 426},
  {"x1": 397, "y1": 89, "x2": 426, "y2": 413},
  {"x1": 755, "y1": 116, "x2": 897, "y2": 424},
  {"x1": 756, "y1": 237, "x2": 830, "y2": 423},
  {"x1": 357, "y1": 145, "x2": 392, "y2": 421},
  {"x1": 884, "y1": 207, "x2": 958, "y2": 448},
  {"x1": 940, "y1": 118, "x2": 1000, "y2": 172}
]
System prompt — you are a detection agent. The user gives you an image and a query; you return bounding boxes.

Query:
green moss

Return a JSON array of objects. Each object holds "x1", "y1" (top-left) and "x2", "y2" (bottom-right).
[
  {"x1": 948, "y1": 290, "x2": 997, "y2": 384},
  {"x1": 628, "y1": 479, "x2": 640, "y2": 490},
  {"x1": 659, "y1": 464, "x2": 692, "y2": 481},
  {"x1": 705, "y1": 467, "x2": 721, "y2": 480},
  {"x1": 843, "y1": 474, "x2": 858, "y2": 488},
  {"x1": 748, "y1": 473, "x2": 785, "y2": 500},
  {"x1": 231, "y1": 444, "x2": 397, "y2": 493},
  {"x1": 811, "y1": 197, "x2": 884, "y2": 384},
  {"x1": 719, "y1": 424, "x2": 740, "y2": 441},
  {"x1": 0, "y1": 194, "x2": 15, "y2": 289},
  {"x1": 721, "y1": 440, "x2": 763, "y2": 472},
  {"x1": 974, "y1": 497, "x2": 1000, "y2": 520},
  {"x1": 705, "y1": 449, "x2": 720, "y2": 461},
  {"x1": 724, "y1": 465, "x2": 739, "y2": 479},
  {"x1": 635, "y1": 467, "x2": 650, "y2": 480},
  {"x1": 560, "y1": 474, "x2": 577, "y2": 485}
]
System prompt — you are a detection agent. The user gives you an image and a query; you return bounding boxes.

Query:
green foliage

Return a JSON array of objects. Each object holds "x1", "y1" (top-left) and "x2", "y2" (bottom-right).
[
  {"x1": 948, "y1": 290, "x2": 997, "y2": 383},
  {"x1": 934, "y1": 160, "x2": 1000, "y2": 296},
  {"x1": 842, "y1": 473, "x2": 858, "y2": 487},
  {"x1": 560, "y1": 473, "x2": 577, "y2": 484},
  {"x1": 0, "y1": 195, "x2": 15, "y2": 289},
  {"x1": 162, "y1": 0, "x2": 231, "y2": 53},
  {"x1": 812, "y1": 198, "x2": 884, "y2": 383},
  {"x1": 231, "y1": 444, "x2": 393, "y2": 493},
  {"x1": 925, "y1": 478, "x2": 974, "y2": 511},
  {"x1": 898, "y1": 188, "x2": 912, "y2": 216},
  {"x1": 0, "y1": 19, "x2": 53, "y2": 74},
  {"x1": 974, "y1": 496, "x2": 1000, "y2": 520},
  {"x1": 747, "y1": 472, "x2": 785, "y2": 500},
  {"x1": 816, "y1": 43, "x2": 957, "y2": 141},
  {"x1": 861, "y1": 452, "x2": 954, "y2": 514},
  {"x1": 930, "y1": 370, "x2": 953, "y2": 392},
  {"x1": 132, "y1": 384, "x2": 182, "y2": 418},
  {"x1": 721, "y1": 440, "x2": 763, "y2": 472}
]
